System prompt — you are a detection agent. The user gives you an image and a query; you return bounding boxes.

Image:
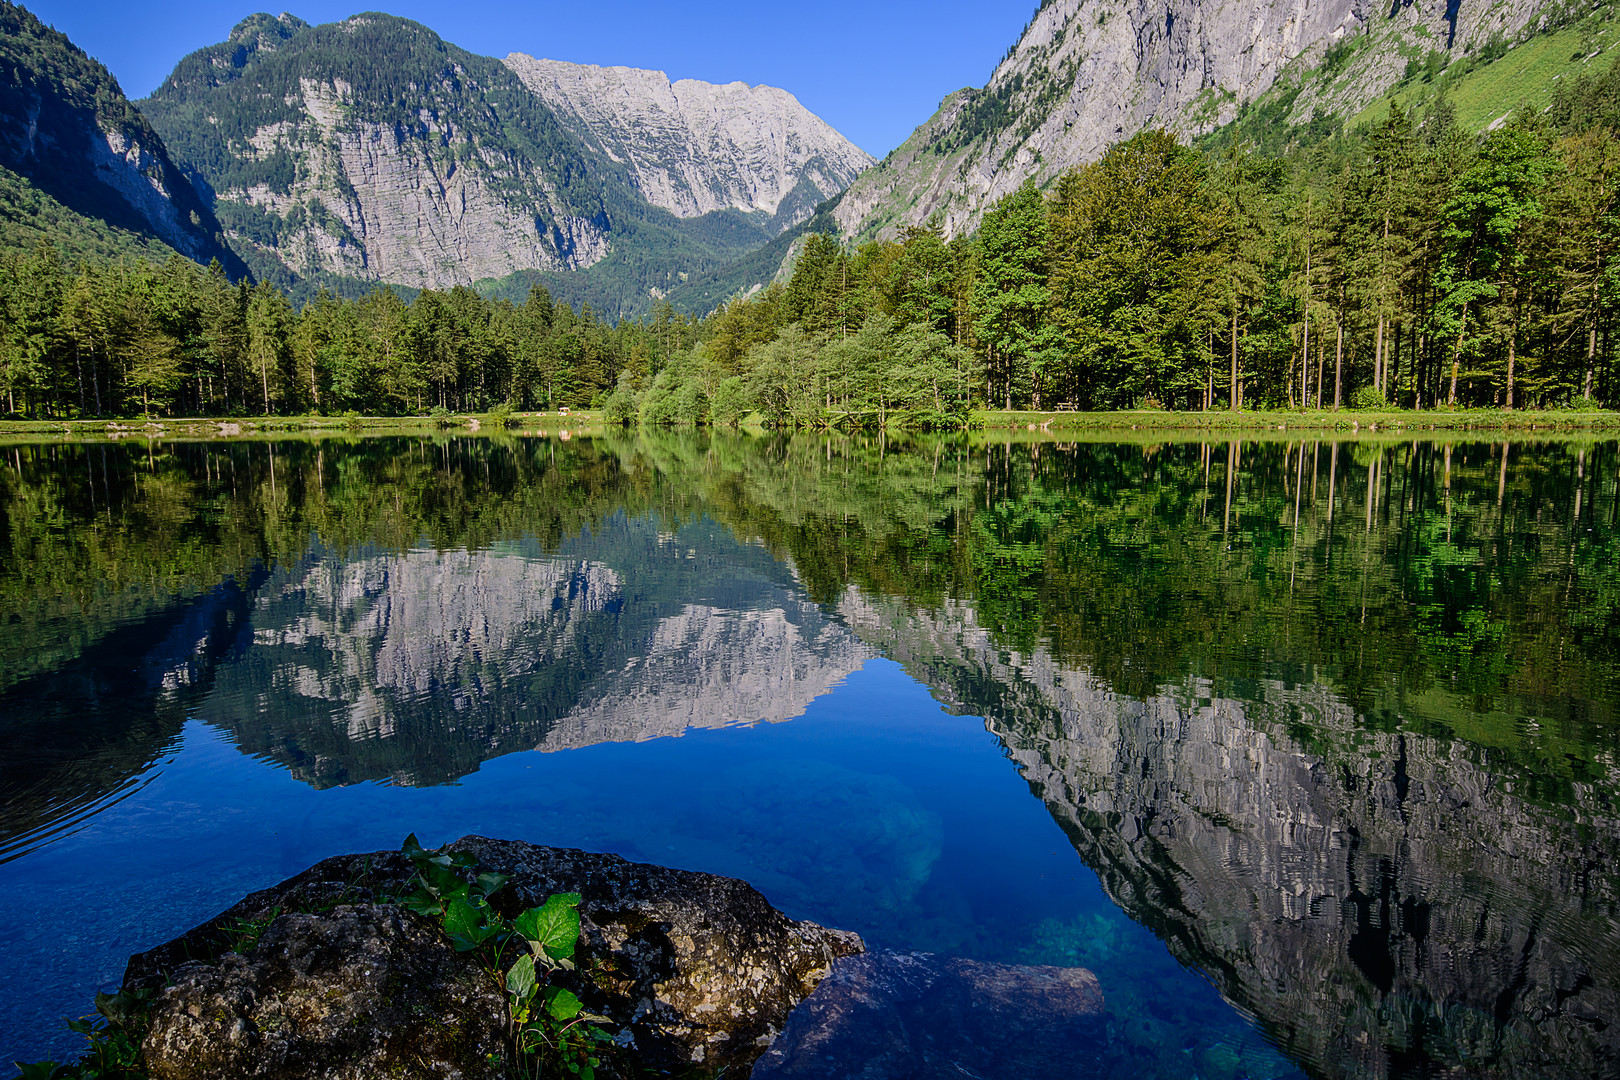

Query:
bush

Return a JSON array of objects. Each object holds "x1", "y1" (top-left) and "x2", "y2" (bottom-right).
[
  {"x1": 486, "y1": 401, "x2": 517, "y2": 429},
  {"x1": 1349, "y1": 386, "x2": 1387, "y2": 410},
  {"x1": 710, "y1": 377, "x2": 753, "y2": 426},
  {"x1": 429, "y1": 404, "x2": 455, "y2": 429},
  {"x1": 603, "y1": 385, "x2": 639, "y2": 426}
]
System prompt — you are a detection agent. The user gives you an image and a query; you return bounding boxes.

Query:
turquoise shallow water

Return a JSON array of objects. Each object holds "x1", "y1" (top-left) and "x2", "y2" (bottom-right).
[{"x1": 2, "y1": 432, "x2": 1617, "y2": 1079}]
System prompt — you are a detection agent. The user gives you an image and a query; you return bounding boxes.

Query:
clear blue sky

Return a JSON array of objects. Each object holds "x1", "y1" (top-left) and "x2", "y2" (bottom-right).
[{"x1": 25, "y1": 0, "x2": 1037, "y2": 156}]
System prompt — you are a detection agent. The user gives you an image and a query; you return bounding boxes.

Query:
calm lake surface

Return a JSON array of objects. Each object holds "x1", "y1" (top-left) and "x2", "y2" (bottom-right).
[{"x1": 1, "y1": 431, "x2": 1617, "y2": 1079}]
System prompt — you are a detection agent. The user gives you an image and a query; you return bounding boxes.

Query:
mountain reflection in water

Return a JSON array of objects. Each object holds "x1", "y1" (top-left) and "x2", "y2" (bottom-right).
[{"x1": 0, "y1": 431, "x2": 1616, "y2": 1079}]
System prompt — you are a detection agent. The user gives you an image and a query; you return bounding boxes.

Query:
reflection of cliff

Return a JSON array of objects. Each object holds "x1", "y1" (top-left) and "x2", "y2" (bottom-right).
[
  {"x1": 0, "y1": 571, "x2": 265, "y2": 862},
  {"x1": 838, "y1": 588, "x2": 1620, "y2": 1080},
  {"x1": 206, "y1": 519, "x2": 870, "y2": 787}
]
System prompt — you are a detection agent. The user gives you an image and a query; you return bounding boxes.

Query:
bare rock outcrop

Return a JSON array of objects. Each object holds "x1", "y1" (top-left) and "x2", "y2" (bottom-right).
[
  {"x1": 125, "y1": 837, "x2": 864, "y2": 1079},
  {"x1": 505, "y1": 56, "x2": 873, "y2": 233},
  {"x1": 834, "y1": 0, "x2": 1556, "y2": 242}
]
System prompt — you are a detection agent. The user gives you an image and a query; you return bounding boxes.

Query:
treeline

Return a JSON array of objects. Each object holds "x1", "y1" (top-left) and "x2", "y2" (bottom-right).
[
  {"x1": 711, "y1": 57, "x2": 1620, "y2": 416},
  {"x1": 5, "y1": 55, "x2": 1620, "y2": 421},
  {"x1": 0, "y1": 250, "x2": 702, "y2": 417}
]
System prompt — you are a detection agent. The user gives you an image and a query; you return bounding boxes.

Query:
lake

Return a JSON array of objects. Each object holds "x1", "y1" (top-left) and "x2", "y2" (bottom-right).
[{"x1": 1, "y1": 430, "x2": 1616, "y2": 1079}]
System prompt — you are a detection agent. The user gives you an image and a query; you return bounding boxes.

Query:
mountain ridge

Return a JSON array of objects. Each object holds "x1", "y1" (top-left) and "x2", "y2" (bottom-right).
[
  {"x1": 832, "y1": 0, "x2": 1566, "y2": 243},
  {"x1": 0, "y1": 0, "x2": 245, "y2": 272},
  {"x1": 503, "y1": 55, "x2": 873, "y2": 235}
]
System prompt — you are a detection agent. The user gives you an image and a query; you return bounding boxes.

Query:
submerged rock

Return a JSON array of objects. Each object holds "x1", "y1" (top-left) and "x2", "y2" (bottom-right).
[
  {"x1": 124, "y1": 837, "x2": 863, "y2": 1078},
  {"x1": 750, "y1": 950, "x2": 1106, "y2": 1080}
]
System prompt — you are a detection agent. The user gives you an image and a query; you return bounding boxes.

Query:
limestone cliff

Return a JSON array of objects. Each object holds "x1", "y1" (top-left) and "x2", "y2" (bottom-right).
[
  {"x1": 834, "y1": 0, "x2": 1556, "y2": 241},
  {"x1": 140, "y1": 13, "x2": 614, "y2": 291},
  {"x1": 503, "y1": 56, "x2": 873, "y2": 234},
  {"x1": 0, "y1": 1, "x2": 243, "y2": 271}
]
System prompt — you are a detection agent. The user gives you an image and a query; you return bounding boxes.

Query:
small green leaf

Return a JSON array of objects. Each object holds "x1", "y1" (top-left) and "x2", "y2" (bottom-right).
[
  {"x1": 515, "y1": 893, "x2": 582, "y2": 961},
  {"x1": 401, "y1": 833, "x2": 426, "y2": 860},
  {"x1": 475, "y1": 871, "x2": 510, "y2": 897},
  {"x1": 506, "y1": 954, "x2": 537, "y2": 1001},
  {"x1": 543, "y1": 986, "x2": 583, "y2": 1022},
  {"x1": 14, "y1": 1061, "x2": 67, "y2": 1080},
  {"x1": 443, "y1": 898, "x2": 494, "y2": 952},
  {"x1": 400, "y1": 890, "x2": 444, "y2": 917},
  {"x1": 65, "y1": 1019, "x2": 93, "y2": 1036}
]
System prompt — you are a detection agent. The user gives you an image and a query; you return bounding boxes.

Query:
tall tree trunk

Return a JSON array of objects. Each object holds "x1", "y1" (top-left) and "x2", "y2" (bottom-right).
[
  {"x1": 1230, "y1": 305, "x2": 1240, "y2": 410},
  {"x1": 1375, "y1": 315, "x2": 1387, "y2": 396},
  {"x1": 1586, "y1": 278, "x2": 1599, "y2": 400},
  {"x1": 1447, "y1": 302, "x2": 1469, "y2": 406},
  {"x1": 1301, "y1": 240, "x2": 1311, "y2": 410},
  {"x1": 1505, "y1": 283, "x2": 1519, "y2": 410},
  {"x1": 1334, "y1": 286, "x2": 1344, "y2": 411}
]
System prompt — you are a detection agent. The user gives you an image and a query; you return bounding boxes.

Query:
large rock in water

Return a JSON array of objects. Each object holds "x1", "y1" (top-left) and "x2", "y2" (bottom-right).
[
  {"x1": 123, "y1": 837, "x2": 863, "y2": 1078},
  {"x1": 750, "y1": 951, "x2": 1107, "y2": 1080}
]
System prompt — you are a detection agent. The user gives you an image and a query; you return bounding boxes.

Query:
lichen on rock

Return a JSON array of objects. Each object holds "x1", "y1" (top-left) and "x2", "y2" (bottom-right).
[{"x1": 123, "y1": 837, "x2": 864, "y2": 1079}]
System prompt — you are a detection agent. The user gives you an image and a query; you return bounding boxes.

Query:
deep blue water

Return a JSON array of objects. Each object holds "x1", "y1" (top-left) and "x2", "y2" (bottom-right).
[{"x1": 3, "y1": 433, "x2": 1617, "y2": 1079}]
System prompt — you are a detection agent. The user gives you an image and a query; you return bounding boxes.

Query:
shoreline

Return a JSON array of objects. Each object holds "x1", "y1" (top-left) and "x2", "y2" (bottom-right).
[{"x1": 0, "y1": 406, "x2": 1615, "y2": 444}]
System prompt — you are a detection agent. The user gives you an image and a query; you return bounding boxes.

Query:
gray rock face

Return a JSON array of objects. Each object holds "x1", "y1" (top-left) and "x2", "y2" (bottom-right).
[
  {"x1": 834, "y1": 0, "x2": 1553, "y2": 242},
  {"x1": 0, "y1": 3, "x2": 242, "y2": 272},
  {"x1": 125, "y1": 837, "x2": 864, "y2": 1078},
  {"x1": 504, "y1": 56, "x2": 874, "y2": 233},
  {"x1": 751, "y1": 951, "x2": 1106, "y2": 1080}
]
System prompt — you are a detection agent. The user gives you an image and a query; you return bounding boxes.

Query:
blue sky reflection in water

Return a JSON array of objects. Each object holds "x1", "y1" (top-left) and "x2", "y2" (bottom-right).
[{"x1": 2, "y1": 432, "x2": 1617, "y2": 1079}]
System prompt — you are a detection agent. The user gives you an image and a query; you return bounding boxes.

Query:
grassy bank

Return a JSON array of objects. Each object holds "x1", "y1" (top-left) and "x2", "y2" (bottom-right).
[
  {"x1": 0, "y1": 410, "x2": 606, "y2": 442},
  {"x1": 973, "y1": 407, "x2": 1620, "y2": 435},
  {"x1": 1, "y1": 407, "x2": 1616, "y2": 444}
]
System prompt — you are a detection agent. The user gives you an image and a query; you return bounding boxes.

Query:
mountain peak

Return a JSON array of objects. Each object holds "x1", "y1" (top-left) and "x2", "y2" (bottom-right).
[{"x1": 504, "y1": 53, "x2": 873, "y2": 232}]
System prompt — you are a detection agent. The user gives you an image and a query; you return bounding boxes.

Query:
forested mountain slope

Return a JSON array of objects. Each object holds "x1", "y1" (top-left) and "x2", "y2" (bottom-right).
[
  {"x1": 504, "y1": 56, "x2": 872, "y2": 235},
  {"x1": 833, "y1": 0, "x2": 1566, "y2": 242},
  {"x1": 0, "y1": 1, "x2": 243, "y2": 272}
]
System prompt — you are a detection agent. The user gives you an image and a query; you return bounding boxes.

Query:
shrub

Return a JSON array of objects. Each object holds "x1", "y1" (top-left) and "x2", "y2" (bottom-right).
[{"x1": 1349, "y1": 386, "x2": 1387, "y2": 410}]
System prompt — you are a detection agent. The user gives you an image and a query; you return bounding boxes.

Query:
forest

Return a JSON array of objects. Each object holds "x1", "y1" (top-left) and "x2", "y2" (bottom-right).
[{"x1": 3, "y1": 51, "x2": 1620, "y2": 422}]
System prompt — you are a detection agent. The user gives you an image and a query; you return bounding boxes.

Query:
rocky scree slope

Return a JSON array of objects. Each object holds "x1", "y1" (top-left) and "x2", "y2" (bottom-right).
[
  {"x1": 0, "y1": 1, "x2": 244, "y2": 272},
  {"x1": 834, "y1": 0, "x2": 1561, "y2": 242},
  {"x1": 504, "y1": 55, "x2": 873, "y2": 236}
]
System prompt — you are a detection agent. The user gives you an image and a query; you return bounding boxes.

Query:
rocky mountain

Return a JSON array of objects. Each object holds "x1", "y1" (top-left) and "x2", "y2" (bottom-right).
[
  {"x1": 137, "y1": 12, "x2": 619, "y2": 293},
  {"x1": 833, "y1": 0, "x2": 1561, "y2": 242},
  {"x1": 0, "y1": 1, "x2": 244, "y2": 271},
  {"x1": 503, "y1": 56, "x2": 872, "y2": 236},
  {"x1": 133, "y1": 12, "x2": 871, "y2": 307}
]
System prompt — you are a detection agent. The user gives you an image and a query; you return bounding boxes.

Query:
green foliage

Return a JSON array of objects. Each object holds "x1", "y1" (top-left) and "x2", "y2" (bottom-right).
[
  {"x1": 400, "y1": 835, "x2": 612, "y2": 1079},
  {"x1": 1349, "y1": 385, "x2": 1388, "y2": 409},
  {"x1": 13, "y1": 988, "x2": 153, "y2": 1079}
]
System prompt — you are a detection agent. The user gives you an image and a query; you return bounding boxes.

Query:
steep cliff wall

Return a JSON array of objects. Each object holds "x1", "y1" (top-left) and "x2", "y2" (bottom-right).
[
  {"x1": 504, "y1": 56, "x2": 873, "y2": 234},
  {"x1": 0, "y1": 1, "x2": 243, "y2": 271},
  {"x1": 140, "y1": 13, "x2": 615, "y2": 291},
  {"x1": 834, "y1": 0, "x2": 1556, "y2": 241}
]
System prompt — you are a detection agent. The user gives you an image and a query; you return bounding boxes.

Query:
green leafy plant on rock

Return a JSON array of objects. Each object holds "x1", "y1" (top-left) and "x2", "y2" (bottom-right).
[
  {"x1": 400, "y1": 835, "x2": 615, "y2": 1079},
  {"x1": 13, "y1": 988, "x2": 152, "y2": 1080}
]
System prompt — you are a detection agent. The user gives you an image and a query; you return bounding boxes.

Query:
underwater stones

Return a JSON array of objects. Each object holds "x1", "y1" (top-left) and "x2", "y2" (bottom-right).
[
  {"x1": 750, "y1": 950, "x2": 1106, "y2": 1080},
  {"x1": 125, "y1": 837, "x2": 863, "y2": 1078}
]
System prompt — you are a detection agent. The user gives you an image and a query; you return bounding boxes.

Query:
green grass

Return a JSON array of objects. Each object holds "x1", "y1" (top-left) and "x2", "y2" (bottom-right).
[
  {"x1": 0, "y1": 410, "x2": 607, "y2": 443},
  {"x1": 973, "y1": 407, "x2": 1620, "y2": 435},
  {"x1": 1350, "y1": 13, "x2": 1620, "y2": 132}
]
